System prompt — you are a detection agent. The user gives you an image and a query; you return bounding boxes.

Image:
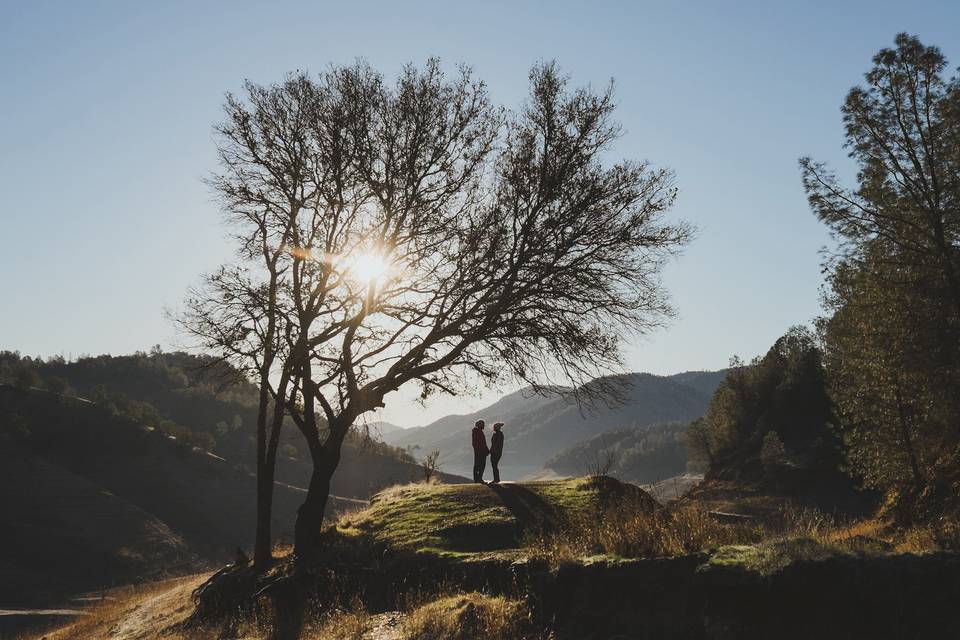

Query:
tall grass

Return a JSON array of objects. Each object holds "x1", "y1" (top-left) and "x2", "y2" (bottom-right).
[
  {"x1": 299, "y1": 592, "x2": 534, "y2": 640},
  {"x1": 401, "y1": 593, "x2": 534, "y2": 640},
  {"x1": 520, "y1": 496, "x2": 943, "y2": 565}
]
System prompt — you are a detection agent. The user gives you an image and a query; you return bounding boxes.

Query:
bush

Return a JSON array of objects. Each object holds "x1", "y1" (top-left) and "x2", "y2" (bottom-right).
[
  {"x1": 402, "y1": 593, "x2": 534, "y2": 640},
  {"x1": 760, "y1": 431, "x2": 786, "y2": 471}
]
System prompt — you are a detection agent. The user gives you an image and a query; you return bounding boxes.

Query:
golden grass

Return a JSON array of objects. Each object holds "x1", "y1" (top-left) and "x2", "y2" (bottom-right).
[
  {"x1": 300, "y1": 600, "x2": 375, "y2": 640},
  {"x1": 33, "y1": 575, "x2": 208, "y2": 640},
  {"x1": 522, "y1": 495, "x2": 960, "y2": 567},
  {"x1": 401, "y1": 593, "x2": 533, "y2": 640},
  {"x1": 524, "y1": 499, "x2": 764, "y2": 564}
]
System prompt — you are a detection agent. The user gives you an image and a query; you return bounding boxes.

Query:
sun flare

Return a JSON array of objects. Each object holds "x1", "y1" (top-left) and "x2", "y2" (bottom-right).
[{"x1": 342, "y1": 251, "x2": 391, "y2": 285}]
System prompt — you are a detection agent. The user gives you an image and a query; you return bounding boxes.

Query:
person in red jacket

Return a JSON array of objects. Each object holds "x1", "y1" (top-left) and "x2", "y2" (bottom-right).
[
  {"x1": 490, "y1": 422, "x2": 505, "y2": 483},
  {"x1": 471, "y1": 419, "x2": 489, "y2": 483}
]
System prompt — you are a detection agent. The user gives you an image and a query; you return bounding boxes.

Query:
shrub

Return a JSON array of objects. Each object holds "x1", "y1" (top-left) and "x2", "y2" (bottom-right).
[
  {"x1": 760, "y1": 431, "x2": 786, "y2": 471},
  {"x1": 401, "y1": 593, "x2": 534, "y2": 640}
]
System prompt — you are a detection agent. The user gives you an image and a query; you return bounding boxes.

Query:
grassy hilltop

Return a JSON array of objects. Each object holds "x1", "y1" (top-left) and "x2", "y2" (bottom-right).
[{"x1": 339, "y1": 478, "x2": 656, "y2": 557}]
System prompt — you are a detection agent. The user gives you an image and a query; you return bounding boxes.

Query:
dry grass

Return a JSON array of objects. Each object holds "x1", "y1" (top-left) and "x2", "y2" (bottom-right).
[
  {"x1": 892, "y1": 519, "x2": 960, "y2": 553},
  {"x1": 524, "y1": 497, "x2": 764, "y2": 564},
  {"x1": 298, "y1": 592, "x2": 535, "y2": 640},
  {"x1": 301, "y1": 600, "x2": 376, "y2": 640},
  {"x1": 521, "y1": 495, "x2": 960, "y2": 566},
  {"x1": 401, "y1": 593, "x2": 534, "y2": 640},
  {"x1": 33, "y1": 575, "x2": 208, "y2": 640}
]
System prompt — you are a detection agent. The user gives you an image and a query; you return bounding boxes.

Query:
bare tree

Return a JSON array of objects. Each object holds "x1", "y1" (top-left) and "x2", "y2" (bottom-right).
[
  {"x1": 184, "y1": 59, "x2": 691, "y2": 564},
  {"x1": 176, "y1": 75, "x2": 319, "y2": 569},
  {"x1": 420, "y1": 450, "x2": 442, "y2": 483},
  {"x1": 584, "y1": 448, "x2": 620, "y2": 479}
]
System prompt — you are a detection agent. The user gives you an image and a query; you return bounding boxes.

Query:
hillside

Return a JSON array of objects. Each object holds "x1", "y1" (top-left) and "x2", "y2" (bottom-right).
[
  {"x1": 367, "y1": 420, "x2": 404, "y2": 437},
  {"x1": 0, "y1": 441, "x2": 196, "y2": 607},
  {"x1": 0, "y1": 350, "x2": 465, "y2": 499},
  {"x1": 0, "y1": 385, "x2": 363, "y2": 607},
  {"x1": 340, "y1": 477, "x2": 657, "y2": 556},
  {"x1": 385, "y1": 371, "x2": 725, "y2": 479},
  {"x1": 545, "y1": 421, "x2": 693, "y2": 482}
]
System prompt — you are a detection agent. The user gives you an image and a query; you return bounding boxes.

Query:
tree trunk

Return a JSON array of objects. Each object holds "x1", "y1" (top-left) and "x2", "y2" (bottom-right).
[
  {"x1": 254, "y1": 462, "x2": 274, "y2": 569},
  {"x1": 293, "y1": 464, "x2": 333, "y2": 563},
  {"x1": 893, "y1": 382, "x2": 923, "y2": 489},
  {"x1": 253, "y1": 372, "x2": 273, "y2": 569},
  {"x1": 254, "y1": 428, "x2": 283, "y2": 569}
]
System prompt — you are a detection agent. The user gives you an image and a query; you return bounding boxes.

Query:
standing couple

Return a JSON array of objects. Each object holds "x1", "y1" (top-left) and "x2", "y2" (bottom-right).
[{"x1": 471, "y1": 419, "x2": 504, "y2": 483}]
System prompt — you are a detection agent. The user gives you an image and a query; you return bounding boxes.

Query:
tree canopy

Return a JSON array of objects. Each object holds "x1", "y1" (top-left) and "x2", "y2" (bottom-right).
[{"x1": 687, "y1": 327, "x2": 839, "y2": 480}]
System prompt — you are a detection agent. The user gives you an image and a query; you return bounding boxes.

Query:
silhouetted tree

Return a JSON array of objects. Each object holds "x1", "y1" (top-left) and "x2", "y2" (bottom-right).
[
  {"x1": 185, "y1": 60, "x2": 691, "y2": 562},
  {"x1": 14, "y1": 367, "x2": 41, "y2": 390},
  {"x1": 177, "y1": 75, "x2": 320, "y2": 568},
  {"x1": 686, "y1": 417, "x2": 715, "y2": 471}
]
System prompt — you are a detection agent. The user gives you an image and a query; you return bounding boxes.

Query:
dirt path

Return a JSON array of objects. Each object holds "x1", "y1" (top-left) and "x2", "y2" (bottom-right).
[{"x1": 36, "y1": 575, "x2": 205, "y2": 640}]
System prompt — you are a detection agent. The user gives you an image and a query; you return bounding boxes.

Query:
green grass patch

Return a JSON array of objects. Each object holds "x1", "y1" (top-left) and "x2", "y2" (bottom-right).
[
  {"x1": 705, "y1": 538, "x2": 856, "y2": 576},
  {"x1": 338, "y1": 478, "x2": 615, "y2": 555}
]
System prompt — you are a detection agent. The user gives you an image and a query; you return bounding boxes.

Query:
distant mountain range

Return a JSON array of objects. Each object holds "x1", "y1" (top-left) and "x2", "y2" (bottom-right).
[
  {"x1": 365, "y1": 420, "x2": 404, "y2": 437},
  {"x1": 384, "y1": 370, "x2": 726, "y2": 479}
]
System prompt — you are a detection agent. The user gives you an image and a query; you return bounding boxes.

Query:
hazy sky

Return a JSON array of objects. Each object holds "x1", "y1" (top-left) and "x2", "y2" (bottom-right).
[{"x1": 2, "y1": 1, "x2": 958, "y2": 427}]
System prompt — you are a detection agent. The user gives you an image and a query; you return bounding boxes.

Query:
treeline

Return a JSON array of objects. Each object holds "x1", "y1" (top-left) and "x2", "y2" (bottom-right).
[
  {"x1": 0, "y1": 348, "x2": 248, "y2": 453},
  {"x1": 690, "y1": 34, "x2": 960, "y2": 524},
  {"x1": 547, "y1": 422, "x2": 692, "y2": 482},
  {"x1": 686, "y1": 327, "x2": 841, "y2": 480},
  {"x1": 0, "y1": 349, "x2": 413, "y2": 466}
]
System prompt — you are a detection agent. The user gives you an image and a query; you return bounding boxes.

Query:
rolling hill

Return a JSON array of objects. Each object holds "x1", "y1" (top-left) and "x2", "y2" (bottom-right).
[
  {"x1": 385, "y1": 370, "x2": 725, "y2": 479},
  {"x1": 0, "y1": 385, "x2": 347, "y2": 606},
  {"x1": 544, "y1": 421, "x2": 693, "y2": 482},
  {"x1": 0, "y1": 350, "x2": 465, "y2": 498},
  {"x1": 0, "y1": 350, "x2": 466, "y2": 606}
]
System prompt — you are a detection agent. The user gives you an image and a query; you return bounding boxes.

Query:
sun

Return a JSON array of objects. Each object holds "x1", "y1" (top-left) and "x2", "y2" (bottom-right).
[{"x1": 342, "y1": 251, "x2": 391, "y2": 285}]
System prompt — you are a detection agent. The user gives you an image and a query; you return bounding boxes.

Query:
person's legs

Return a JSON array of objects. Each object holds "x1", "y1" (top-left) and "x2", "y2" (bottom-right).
[
  {"x1": 473, "y1": 453, "x2": 485, "y2": 483},
  {"x1": 491, "y1": 453, "x2": 501, "y2": 483}
]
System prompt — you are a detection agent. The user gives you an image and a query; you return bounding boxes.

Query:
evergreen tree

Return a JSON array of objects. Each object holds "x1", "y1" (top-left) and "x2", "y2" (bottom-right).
[{"x1": 802, "y1": 34, "x2": 960, "y2": 497}]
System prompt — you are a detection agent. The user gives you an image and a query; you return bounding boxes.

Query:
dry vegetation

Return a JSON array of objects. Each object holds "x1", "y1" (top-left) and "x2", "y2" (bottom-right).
[
  {"x1": 31, "y1": 576, "x2": 205, "y2": 640},
  {"x1": 523, "y1": 492, "x2": 960, "y2": 568},
  {"x1": 30, "y1": 577, "x2": 534, "y2": 640},
  {"x1": 400, "y1": 593, "x2": 534, "y2": 640},
  {"x1": 524, "y1": 499, "x2": 763, "y2": 564}
]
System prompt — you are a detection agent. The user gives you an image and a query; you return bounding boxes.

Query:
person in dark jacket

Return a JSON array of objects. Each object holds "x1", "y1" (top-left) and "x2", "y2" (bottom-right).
[
  {"x1": 490, "y1": 422, "x2": 505, "y2": 483},
  {"x1": 471, "y1": 419, "x2": 489, "y2": 483}
]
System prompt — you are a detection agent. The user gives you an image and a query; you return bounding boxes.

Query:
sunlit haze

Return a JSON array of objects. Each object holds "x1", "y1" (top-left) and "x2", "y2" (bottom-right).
[{"x1": 343, "y1": 251, "x2": 391, "y2": 286}]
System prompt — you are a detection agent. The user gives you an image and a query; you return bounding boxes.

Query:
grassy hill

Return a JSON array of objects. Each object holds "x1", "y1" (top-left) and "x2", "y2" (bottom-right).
[
  {"x1": 0, "y1": 350, "x2": 466, "y2": 498},
  {"x1": 339, "y1": 477, "x2": 657, "y2": 558},
  {"x1": 386, "y1": 371, "x2": 725, "y2": 479}
]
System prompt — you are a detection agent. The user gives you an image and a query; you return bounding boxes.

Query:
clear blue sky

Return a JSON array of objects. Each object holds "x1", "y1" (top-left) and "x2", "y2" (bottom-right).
[{"x1": 2, "y1": 1, "x2": 958, "y2": 426}]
